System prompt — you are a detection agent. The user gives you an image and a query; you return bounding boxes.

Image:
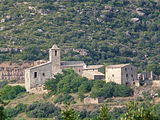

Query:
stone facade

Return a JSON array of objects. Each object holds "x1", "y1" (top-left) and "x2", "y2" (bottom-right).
[
  {"x1": 25, "y1": 45, "x2": 61, "y2": 91},
  {"x1": 105, "y1": 64, "x2": 138, "y2": 86},
  {"x1": 25, "y1": 62, "x2": 52, "y2": 91}
]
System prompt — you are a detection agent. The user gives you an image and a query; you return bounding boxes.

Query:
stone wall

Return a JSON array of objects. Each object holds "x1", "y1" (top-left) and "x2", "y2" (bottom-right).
[
  {"x1": 84, "y1": 97, "x2": 104, "y2": 104},
  {"x1": 25, "y1": 62, "x2": 52, "y2": 92},
  {"x1": 121, "y1": 65, "x2": 137, "y2": 85},
  {"x1": 0, "y1": 60, "x2": 46, "y2": 82},
  {"x1": 105, "y1": 67, "x2": 122, "y2": 84}
]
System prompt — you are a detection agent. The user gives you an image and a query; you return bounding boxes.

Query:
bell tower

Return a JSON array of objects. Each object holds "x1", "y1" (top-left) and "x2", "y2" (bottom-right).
[{"x1": 49, "y1": 44, "x2": 61, "y2": 75}]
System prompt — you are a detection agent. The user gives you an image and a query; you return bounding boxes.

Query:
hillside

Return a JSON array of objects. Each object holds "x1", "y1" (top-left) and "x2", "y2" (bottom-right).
[{"x1": 0, "y1": 0, "x2": 159, "y2": 70}]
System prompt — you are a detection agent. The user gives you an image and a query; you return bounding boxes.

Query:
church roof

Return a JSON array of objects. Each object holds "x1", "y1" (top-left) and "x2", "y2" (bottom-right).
[{"x1": 51, "y1": 44, "x2": 60, "y2": 49}]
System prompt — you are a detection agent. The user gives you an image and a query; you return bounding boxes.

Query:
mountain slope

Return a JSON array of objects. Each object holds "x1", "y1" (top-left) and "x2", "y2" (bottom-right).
[{"x1": 0, "y1": 0, "x2": 159, "y2": 70}]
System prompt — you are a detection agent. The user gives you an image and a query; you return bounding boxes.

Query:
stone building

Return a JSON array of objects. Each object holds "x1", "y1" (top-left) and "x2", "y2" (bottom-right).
[
  {"x1": 105, "y1": 64, "x2": 138, "y2": 86},
  {"x1": 25, "y1": 44, "x2": 104, "y2": 92},
  {"x1": 138, "y1": 71, "x2": 159, "y2": 81},
  {"x1": 0, "y1": 60, "x2": 46, "y2": 82},
  {"x1": 84, "y1": 97, "x2": 104, "y2": 104},
  {"x1": 82, "y1": 65, "x2": 105, "y2": 80}
]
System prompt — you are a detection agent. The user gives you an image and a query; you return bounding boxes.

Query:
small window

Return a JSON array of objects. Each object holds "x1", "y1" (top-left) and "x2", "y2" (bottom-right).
[
  {"x1": 126, "y1": 74, "x2": 128, "y2": 77},
  {"x1": 131, "y1": 74, "x2": 133, "y2": 77},
  {"x1": 34, "y1": 72, "x2": 37, "y2": 78},
  {"x1": 125, "y1": 68, "x2": 127, "y2": 71},
  {"x1": 55, "y1": 50, "x2": 57, "y2": 56},
  {"x1": 112, "y1": 74, "x2": 114, "y2": 77},
  {"x1": 42, "y1": 73, "x2": 45, "y2": 76},
  {"x1": 131, "y1": 67, "x2": 133, "y2": 70}
]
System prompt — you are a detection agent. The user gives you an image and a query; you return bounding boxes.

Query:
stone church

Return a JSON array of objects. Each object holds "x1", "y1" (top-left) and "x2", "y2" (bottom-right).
[{"x1": 25, "y1": 44, "x2": 104, "y2": 92}]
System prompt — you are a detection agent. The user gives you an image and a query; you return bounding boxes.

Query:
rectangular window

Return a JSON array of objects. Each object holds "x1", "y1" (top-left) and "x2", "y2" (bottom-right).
[
  {"x1": 55, "y1": 50, "x2": 57, "y2": 56},
  {"x1": 34, "y1": 72, "x2": 37, "y2": 78},
  {"x1": 126, "y1": 74, "x2": 128, "y2": 77}
]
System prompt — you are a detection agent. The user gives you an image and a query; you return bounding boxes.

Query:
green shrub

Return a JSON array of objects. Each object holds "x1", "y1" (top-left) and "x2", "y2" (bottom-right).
[
  {"x1": 4, "y1": 103, "x2": 26, "y2": 118},
  {"x1": 90, "y1": 82, "x2": 133, "y2": 98},
  {"x1": 26, "y1": 102, "x2": 60, "y2": 118},
  {"x1": 0, "y1": 85, "x2": 26, "y2": 100},
  {"x1": 0, "y1": 81, "x2": 8, "y2": 88}
]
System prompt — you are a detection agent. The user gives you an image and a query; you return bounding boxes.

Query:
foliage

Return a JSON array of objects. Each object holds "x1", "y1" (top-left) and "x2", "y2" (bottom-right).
[
  {"x1": 113, "y1": 85, "x2": 133, "y2": 97},
  {"x1": 90, "y1": 81, "x2": 133, "y2": 98},
  {"x1": 156, "y1": 89, "x2": 160, "y2": 97},
  {"x1": 0, "y1": 106, "x2": 6, "y2": 120},
  {"x1": 0, "y1": 99, "x2": 7, "y2": 120},
  {"x1": 54, "y1": 94, "x2": 75, "y2": 104},
  {"x1": 45, "y1": 69, "x2": 92, "y2": 94},
  {"x1": 0, "y1": 85, "x2": 26, "y2": 100},
  {"x1": 110, "y1": 107, "x2": 126, "y2": 120},
  {"x1": 26, "y1": 102, "x2": 60, "y2": 118},
  {"x1": 78, "y1": 80, "x2": 93, "y2": 94},
  {"x1": 4, "y1": 103, "x2": 26, "y2": 118},
  {"x1": 119, "y1": 101, "x2": 159, "y2": 120},
  {"x1": 152, "y1": 104, "x2": 160, "y2": 119},
  {"x1": 0, "y1": 0, "x2": 159, "y2": 71},
  {"x1": 45, "y1": 69, "x2": 133, "y2": 101},
  {"x1": 146, "y1": 64, "x2": 160, "y2": 75},
  {"x1": 0, "y1": 81, "x2": 8, "y2": 88},
  {"x1": 96, "y1": 105, "x2": 111, "y2": 120},
  {"x1": 61, "y1": 105, "x2": 80, "y2": 120},
  {"x1": 142, "y1": 91, "x2": 153, "y2": 101}
]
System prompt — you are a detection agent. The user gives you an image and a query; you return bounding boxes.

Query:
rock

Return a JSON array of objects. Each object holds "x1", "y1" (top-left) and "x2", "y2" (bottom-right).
[
  {"x1": 104, "y1": 5, "x2": 112, "y2": 10},
  {"x1": 6, "y1": 15, "x2": 11, "y2": 20},
  {"x1": 1, "y1": 19, "x2": 5, "y2": 23},
  {"x1": 37, "y1": 29, "x2": 43, "y2": 32},
  {"x1": 130, "y1": 18, "x2": 140, "y2": 23},
  {"x1": 136, "y1": 8, "x2": 145, "y2": 16},
  {"x1": 0, "y1": 26, "x2": 5, "y2": 31},
  {"x1": 23, "y1": 2, "x2": 28, "y2": 4},
  {"x1": 28, "y1": 6, "x2": 36, "y2": 10},
  {"x1": 136, "y1": 8, "x2": 143, "y2": 11},
  {"x1": 136, "y1": 11, "x2": 145, "y2": 16}
]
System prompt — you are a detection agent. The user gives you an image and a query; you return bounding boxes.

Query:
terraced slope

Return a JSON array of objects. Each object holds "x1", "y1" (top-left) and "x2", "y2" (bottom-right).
[{"x1": 0, "y1": 0, "x2": 159, "y2": 70}]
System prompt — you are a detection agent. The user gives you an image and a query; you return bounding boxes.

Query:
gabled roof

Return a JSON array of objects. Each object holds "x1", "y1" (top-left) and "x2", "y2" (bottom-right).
[
  {"x1": 51, "y1": 44, "x2": 60, "y2": 49},
  {"x1": 106, "y1": 64, "x2": 131, "y2": 68}
]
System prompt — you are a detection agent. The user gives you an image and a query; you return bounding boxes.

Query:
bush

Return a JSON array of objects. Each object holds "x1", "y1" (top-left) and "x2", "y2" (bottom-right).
[
  {"x1": 45, "y1": 69, "x2": 90, "y2": 94},
  {"x1": 113, "y1": 85, "x2": 133, "y2": 97},
  {"x1": 26, "y1": 102, "x2": 60, "y2": 118},
  {"x1": 4, "y1": 103, "x2": 26, "y2": 118},
  {"x1": 0, "y1": 81, "x2": 8, "y2": 88},
  {"x1": 90, "y1": 82, "x2": 133, "y2": 98},
  {"x1": 0, "y1": 85, "x2": 26, "y2": 100}
]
